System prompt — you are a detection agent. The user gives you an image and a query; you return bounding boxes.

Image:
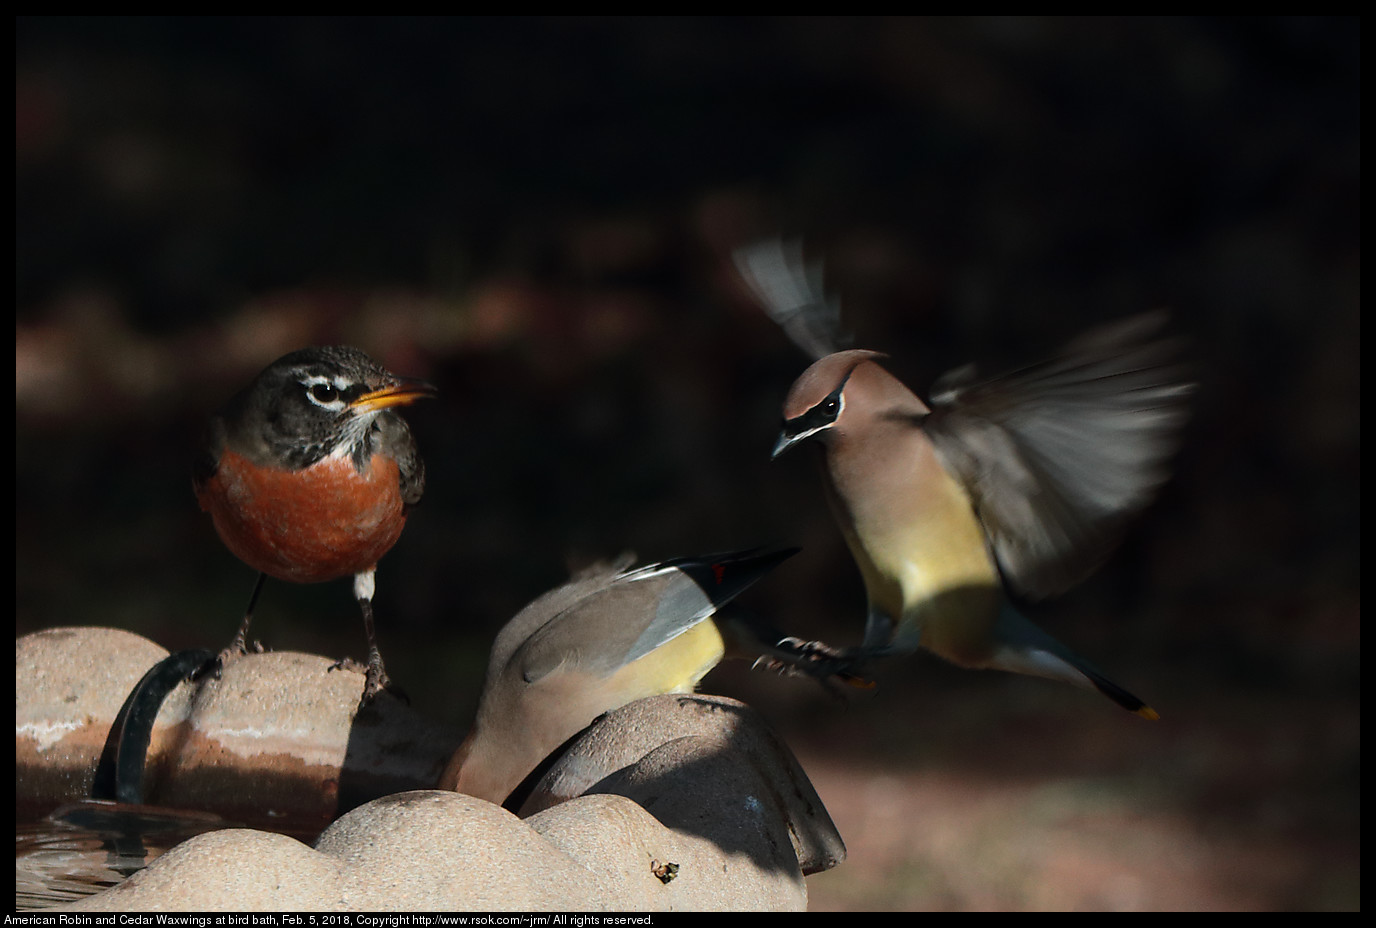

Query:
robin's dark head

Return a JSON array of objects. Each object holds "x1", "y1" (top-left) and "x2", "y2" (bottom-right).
[{"x1": 214, "y1": 346, "x2": 436, "y2": 471}]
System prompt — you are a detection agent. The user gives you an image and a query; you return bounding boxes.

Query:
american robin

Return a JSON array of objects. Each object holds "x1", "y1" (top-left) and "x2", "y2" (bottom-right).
[
  {"x1": 736, "y1": 240, "x2": 1192, "y2": 717},
  {"x1": 440, "y1": 547, "x2": 806, "y2": 805},
  {"x1": 193, "y1": 345, "x2": 436, "y2": 707}
]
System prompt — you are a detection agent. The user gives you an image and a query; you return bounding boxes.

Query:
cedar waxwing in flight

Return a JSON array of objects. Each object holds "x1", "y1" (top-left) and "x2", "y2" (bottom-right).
[
  {"x1": 734, "y1": 239, "x2": 1193, "y2": 718},
  {"x1": 440, "y1": 547, "x2": 799, "y2": 805}
]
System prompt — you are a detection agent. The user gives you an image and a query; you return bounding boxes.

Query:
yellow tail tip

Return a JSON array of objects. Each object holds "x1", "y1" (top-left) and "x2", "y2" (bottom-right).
[{"x1": 1136, "y1": 706, "x2": 1161, "y2": 721}]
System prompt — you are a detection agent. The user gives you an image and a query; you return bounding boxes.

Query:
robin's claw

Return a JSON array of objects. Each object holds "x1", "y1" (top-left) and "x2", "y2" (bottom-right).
[
  {"x1": 189, "y1": 655, "x2": 221, "y2": 683},
  {"x1": 358, "y1": 668, "x2": 409, "y2": 709},
  {"x1": 328, "y1": 655, "x2": 367, "y2": 675},
  {"x1": 339, "y1": 654, "x2": 410, "y2": 711},
  {"x1": 191, "y1": 644, "x2": 238, "y2": 682}
]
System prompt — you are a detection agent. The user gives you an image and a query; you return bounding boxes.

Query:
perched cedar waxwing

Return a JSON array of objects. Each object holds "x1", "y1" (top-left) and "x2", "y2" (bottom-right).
[
  {"x1": 440, "y1": 547, "x2": 798, "y2": 805},
  {"x1": 735, "y1": 240, "x2": 1192, "y2": 718}
]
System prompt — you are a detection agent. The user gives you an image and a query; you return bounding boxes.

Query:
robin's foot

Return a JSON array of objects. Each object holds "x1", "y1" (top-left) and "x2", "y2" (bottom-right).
[
  {"x1": 330, "y1": 655, "x2": 409, "y2": 708},
  {"x1": 190, "y1": 638, "x2": 264, "y2": 682},
  {"x1": 328, "y1": 655, "x2": 368, "y2": 675}
]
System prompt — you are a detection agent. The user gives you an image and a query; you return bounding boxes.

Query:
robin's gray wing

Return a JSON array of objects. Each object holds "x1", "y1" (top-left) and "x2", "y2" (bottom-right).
[
  {"x1": 375, "y1": 413, "x2": 425, "y2": 506},
  {"x1": 923, "y1": 312, "x2": 1193, "y2": 600},
  {"x1": 191, "y1": 415, "x2": 228, "y2": 493}
]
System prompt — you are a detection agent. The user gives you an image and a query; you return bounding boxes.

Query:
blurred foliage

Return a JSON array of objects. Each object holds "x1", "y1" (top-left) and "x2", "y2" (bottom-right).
[{"x1": 16, "y1": 17, "x2": 1358, "y2": 910}]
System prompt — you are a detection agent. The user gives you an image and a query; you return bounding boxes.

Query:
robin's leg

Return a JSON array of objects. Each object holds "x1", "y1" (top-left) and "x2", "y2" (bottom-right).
[
  {"x1": 225, "y1": 572, "x2": 268, "y2": 657},
  {"x1": 199, "y1": 572, "x2": 267, "y2": 679},
  {"x1": 334, "y1": 566, "x2": 408, "y2": 708}
]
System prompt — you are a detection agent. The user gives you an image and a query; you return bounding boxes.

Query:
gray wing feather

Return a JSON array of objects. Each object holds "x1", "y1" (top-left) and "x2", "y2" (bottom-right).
[
  {"x1": 733, "y1": 238, "x2": 850, "y2": 360},
  {"x1": 515, "y1": 566, "x2": 713, "y2": 685},
  {"x1": 483, "y1": 561, "x2": 633, "y2": 686},
  {"x1": 925, "y1": 311, "x2": 1193, "y2": 600}
]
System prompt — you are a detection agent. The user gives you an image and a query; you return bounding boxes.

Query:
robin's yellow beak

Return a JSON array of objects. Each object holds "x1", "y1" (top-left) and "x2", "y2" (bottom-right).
[{"x1": 349, "y1": 378, "x2": 438, "y2": 414}]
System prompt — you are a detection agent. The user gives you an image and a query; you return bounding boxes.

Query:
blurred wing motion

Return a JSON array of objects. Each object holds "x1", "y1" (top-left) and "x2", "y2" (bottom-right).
[
  {"x1": 734, "y1": 238, "x2": 850, "y2": 360},
  {"x1": 923, "y1": 311, "x2": 1195, "y2": 600}
]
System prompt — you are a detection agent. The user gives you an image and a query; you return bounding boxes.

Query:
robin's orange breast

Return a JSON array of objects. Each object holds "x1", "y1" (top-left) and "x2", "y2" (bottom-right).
[{"x1": 197, "y1": 449, "x2": 409, "y2": 584}]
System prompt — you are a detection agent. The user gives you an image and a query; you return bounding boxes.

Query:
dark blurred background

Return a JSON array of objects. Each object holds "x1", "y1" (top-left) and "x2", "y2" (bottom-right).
[{"x1": 16, "y1": 17, "x2": 1358, "y2": 911}]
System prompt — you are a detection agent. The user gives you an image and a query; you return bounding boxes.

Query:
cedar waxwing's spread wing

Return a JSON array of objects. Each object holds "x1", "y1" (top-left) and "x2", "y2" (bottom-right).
[
  {"x1": 734, "y1": 238, "x2": 851, "y2": 360},
  {"x1": 923, "y1": 312, "x2": 1193, "y2": 600}
]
